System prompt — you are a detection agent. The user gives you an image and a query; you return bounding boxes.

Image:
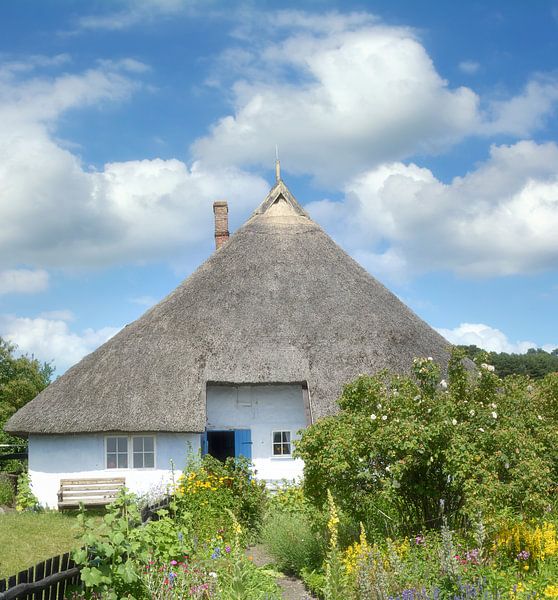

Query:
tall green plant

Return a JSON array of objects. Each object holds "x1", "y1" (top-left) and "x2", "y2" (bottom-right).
[{"x1": 296, "y1": 349, "x2": 558, "y2": 535}]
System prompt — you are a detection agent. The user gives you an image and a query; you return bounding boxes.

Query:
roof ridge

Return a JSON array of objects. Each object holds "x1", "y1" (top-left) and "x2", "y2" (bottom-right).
[{"x1": 251, "y1": 179, "x2": 310, "y2": 219}]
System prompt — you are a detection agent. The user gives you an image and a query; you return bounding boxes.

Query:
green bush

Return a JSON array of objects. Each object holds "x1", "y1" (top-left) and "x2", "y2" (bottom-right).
[
  {"x1": 15, "y1": 471, "x2": 39, "y2": 511},
  {"x1": 0, "y1": 474, "x2": 15, "y2": 506},
  {"x1": 296, "y1": 349, "x2": 558, "y2": 536},
  {"x1": 262, "y1": 507, "x2": 325, "y2": 575}
]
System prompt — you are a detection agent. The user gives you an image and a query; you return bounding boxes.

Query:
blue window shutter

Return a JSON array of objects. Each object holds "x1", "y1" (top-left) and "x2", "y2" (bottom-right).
[
  {"x1": 201, "y1": 432, "x2": 208, "y2": 456},
  {"x1": 234, "y1": 429, "x2": 252, "y2": 460}
]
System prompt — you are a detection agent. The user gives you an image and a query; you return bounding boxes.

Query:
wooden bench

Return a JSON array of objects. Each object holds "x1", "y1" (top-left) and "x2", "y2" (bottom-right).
[{"x1": 57, "y1": 477, "x2": 125, "y2": 509}]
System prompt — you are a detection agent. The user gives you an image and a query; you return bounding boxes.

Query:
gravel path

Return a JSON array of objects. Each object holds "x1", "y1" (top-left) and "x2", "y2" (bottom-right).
[{"x1": 247, "y1": 543, "x2": 317, "y2": 600}]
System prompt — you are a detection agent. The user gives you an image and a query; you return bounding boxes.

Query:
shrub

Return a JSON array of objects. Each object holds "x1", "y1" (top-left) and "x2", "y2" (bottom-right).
[
  {"x1": 175, "y1": 453, "x2": 268, "y2": 543},
  {"x1": 0, "y1": 474, "x2": 15, "y2": 506},
  {"x1": 15, "y1": 471, "x2": 39, "y2": 511},
  {"x1": 262, "y1": 507, "x2": 325, "y2": 575},
  {"x1": 296, "y1": 350, "x2": 558, "y2": 535}
]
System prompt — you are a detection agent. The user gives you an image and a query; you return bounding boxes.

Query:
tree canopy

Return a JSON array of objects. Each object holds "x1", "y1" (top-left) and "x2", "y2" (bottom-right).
[
  {"x1": 458, "y1": 345, "x2": 558, "y2": 379},
  {"x1": 0, "y1": 337, "x2": 53, "y2": 449}
]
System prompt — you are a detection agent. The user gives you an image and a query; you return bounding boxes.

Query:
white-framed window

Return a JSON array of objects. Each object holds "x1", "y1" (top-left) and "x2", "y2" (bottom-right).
[
  {"x1": 272, "y1": 431, "x2": 292, "y2": 456},
  {"x1": 105, "y1": 435, "x2": 156, "y2": 469},
  {"x1": 106, "y1": 436, "x2": 128, "y2": 469},
  {"x1": 132, "y1": 436, "x2": 155, "y2": 468}
]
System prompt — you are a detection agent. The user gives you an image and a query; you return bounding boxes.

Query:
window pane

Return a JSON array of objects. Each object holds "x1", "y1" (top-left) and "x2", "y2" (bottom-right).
[
  {"x1": 283, "y1": 443, "x2": 290, "y2": 454},
  {"x1": 273, "y1": 443, "x2": 282, "y2": 455},
  {"x1": 143, "y1": 437, "x2": 154, "y2": 452},
  {"x1": 107, "y1": 438, "x2": 116, "y2": 452},
  {"x1": 144, "y1": 452, "x2": 155, "y2": 468},
  {"x1": 107, "y1": 453, "x2": 117, "y2": 469},
  {"x1": 133, "y1": 452, "x2": 143, "y2": 468},
  {"x1": 117, "y1": 453, "x2": 128, "y2": 468},
  {"x1": 133, "y1": 437, "x2": 143, "y2": 452},
  {"x1": 273, "y1": 432, "x2": 282, "y2": 444},
  {"x1": 117, "y1": 437, "x2": 128, "y2": 452},
  {"x1": 282, "y1": 432, "x2": 290, "y2": 443}
]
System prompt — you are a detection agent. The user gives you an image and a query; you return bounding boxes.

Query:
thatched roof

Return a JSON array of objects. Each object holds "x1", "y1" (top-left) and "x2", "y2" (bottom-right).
[{"x1": 6, "y1": 179, "x2": 451, "y2": 435}]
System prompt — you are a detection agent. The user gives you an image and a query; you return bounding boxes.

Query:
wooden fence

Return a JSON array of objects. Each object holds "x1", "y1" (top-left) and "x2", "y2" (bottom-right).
[
  {"x1": 0, "y1": 494, "x2": 171, "y2": 600},
  {"x1": 0, "y1": 552, "x2": 80, "y2": 600}
]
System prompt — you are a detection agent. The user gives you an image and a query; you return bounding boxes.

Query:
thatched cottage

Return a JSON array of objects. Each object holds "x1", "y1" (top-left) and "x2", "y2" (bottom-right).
[{"x1": 6, "y1": 171, "x2": 450, "y2": 507}]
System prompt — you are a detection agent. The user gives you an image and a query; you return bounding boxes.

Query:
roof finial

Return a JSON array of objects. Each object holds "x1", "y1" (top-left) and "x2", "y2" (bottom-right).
[{"x1": 275, "y1": 144, "x2": 281, "y2": 182}]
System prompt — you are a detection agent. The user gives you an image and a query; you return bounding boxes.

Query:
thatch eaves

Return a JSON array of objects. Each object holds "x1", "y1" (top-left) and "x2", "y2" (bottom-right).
[{"x1": 5, "y1": 179, "x2": 451, "y2": 435}]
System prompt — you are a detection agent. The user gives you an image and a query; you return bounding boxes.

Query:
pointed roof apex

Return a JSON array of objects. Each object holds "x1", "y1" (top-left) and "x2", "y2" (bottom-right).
[{"x1": 252, "y1": 178, "x2": 310, "y2": 219}]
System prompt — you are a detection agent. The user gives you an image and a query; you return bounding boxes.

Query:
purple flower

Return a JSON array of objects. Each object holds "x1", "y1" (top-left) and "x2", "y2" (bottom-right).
[
  {"x1": 170, "y1": 559, "x2": 177, "y2": 565},
  {"x1": 211, "y1": 547, "x2": 221, "y2": 559},
  {"x1": 415, "y1": 535, "x2": 425, "y2": 546},
  {"x1": 517, "y1": 550, "x2": 530, "y2": 561},
  {"x1": 225, "y1": 545, "x2": 231, "y2": 554}
]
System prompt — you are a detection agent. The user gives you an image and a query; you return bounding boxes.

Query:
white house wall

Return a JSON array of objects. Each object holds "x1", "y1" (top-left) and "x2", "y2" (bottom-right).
[
  {"x1": 206, "y1": 384, "x2": 306, "y2": 482},
  {"x1": 29, "y1": 433, "x2": 200, "y2": 509}
]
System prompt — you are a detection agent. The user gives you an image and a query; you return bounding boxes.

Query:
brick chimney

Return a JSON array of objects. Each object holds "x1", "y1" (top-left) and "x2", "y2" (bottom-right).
[{"x1": 213, "y1": 201, "x2": 229, "y2": 249}]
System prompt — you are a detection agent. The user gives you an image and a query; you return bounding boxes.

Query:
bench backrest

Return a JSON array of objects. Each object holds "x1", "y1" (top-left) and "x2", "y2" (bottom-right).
[{"x1": 58, "y1": 477, "x2": 126, "y2": 506}]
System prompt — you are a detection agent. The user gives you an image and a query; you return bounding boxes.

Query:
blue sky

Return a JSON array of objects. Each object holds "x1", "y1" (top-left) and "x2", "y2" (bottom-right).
[{"x1": 1, "y1": 0, "x2": 557, "y2": 374}]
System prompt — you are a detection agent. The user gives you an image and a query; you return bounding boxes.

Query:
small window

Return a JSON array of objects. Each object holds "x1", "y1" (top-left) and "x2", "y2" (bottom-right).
[
  {"x1": 106, "y1": 436, "x2": 128, "y2": 469},
  {"x1": 133, "y1": 436, "x2": 155, "y2": 468},
  {"x1": 272, "y1": 431, "x2": 291, "y2": 456}
]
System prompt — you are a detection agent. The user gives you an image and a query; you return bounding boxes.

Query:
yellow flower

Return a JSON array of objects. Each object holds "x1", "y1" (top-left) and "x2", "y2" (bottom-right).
[{"x1": 544, "y1": 585, "x2": 558, "y2": 598}]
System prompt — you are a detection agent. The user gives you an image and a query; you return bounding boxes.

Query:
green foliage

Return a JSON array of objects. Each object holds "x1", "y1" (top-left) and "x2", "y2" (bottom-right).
[
  {"x1": 0, "y1": 336, "x2": 53, "y2": 454},
  {"x1": 175, "y1": 453, "x2": 268, "y2": 543},
  {"x1": 74, "y1": 489, "x2": 146, "y2": 599},
  {"x1": 15, "y1": 471, "x2": 39, "y2": 511},
  {"x1": 296, "y1": 349, "x2": 558, "y2": 536},
  {"x1": 262, "y1": 508, "x2": 325, "y2": 575},
  {"x1": 458, "y1": 344, "x2": 558, "y2": 379},
  {"x1": 263, "y1": 482, "x2": 326, "y2": 576},
  {"x1": 73, "y1": 455, "x2": 274, "y2": 599},
  {"x1": 0, "y1": 474, "x2": 15, "y2": 506}
]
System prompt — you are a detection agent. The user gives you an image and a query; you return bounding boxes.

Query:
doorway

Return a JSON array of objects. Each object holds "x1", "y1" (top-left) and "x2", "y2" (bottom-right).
[
  {"x1": 206, "y1": 430, "x2": 235, "y2": 462},
  {"x1": 202, "y1": 429, "x2": 252, "y2": 461}
]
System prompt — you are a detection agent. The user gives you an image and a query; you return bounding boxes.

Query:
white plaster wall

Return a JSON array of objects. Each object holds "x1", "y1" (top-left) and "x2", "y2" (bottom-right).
[
  {"x1": 29, "y1": 433, "x2": 200, "y2": 509},
  {"x1": 206, "y1": 384, "x2": 306, "y2": 482}
]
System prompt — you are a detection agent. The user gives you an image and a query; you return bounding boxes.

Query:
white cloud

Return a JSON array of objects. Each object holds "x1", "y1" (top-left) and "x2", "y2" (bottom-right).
[
  {"x1": 0, "y1": 269, "x2": 49, "y2": 295},
  {"x1": 459, "y1": 60, "x2": 480, "y2": 74},
  {"x1": 0, "y1": 314, "x2": 120, "y2": 372},
  {"x1": 307, "y1": 140, "x2": 558, "y2": 278},
  {"x1": 437, "y1": 322, "x2": 557, "y2": 354},
  {"x1": 0, "y1": 59, "x2": 268, "y2": 270},
  {"x1": 193, "y1": 10, "x2": 558, "y2": 185},
  {"x1": 194, "y1": 13, "x2": 480, "y2": 185}
]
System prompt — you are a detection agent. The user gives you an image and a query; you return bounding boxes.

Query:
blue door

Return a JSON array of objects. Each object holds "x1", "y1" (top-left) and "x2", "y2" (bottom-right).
[
  {"x1": 234, "y1": 429, "x2": 252, "y2": 460},
  {"x1": 200, "y1": 432, "x2": 208, "y2": 456}
]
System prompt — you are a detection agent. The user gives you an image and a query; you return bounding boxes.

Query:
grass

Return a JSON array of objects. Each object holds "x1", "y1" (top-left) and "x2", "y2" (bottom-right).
[{"x1": 0, "y1": 510, "x2": 93, "y2": 579}]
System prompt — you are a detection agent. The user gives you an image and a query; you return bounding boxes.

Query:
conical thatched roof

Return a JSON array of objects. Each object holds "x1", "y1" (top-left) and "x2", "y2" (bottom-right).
[{"x1": 6, "y1": 179, "x2": 451, "y2": 435}]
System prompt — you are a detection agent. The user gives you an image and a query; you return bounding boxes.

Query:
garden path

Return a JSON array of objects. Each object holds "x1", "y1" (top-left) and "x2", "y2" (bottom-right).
[{"x1": 247, "y1": 543, "x2": 316, "y2": 600}]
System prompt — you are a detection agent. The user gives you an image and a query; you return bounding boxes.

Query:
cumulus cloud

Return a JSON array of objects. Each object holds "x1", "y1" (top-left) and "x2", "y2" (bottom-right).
[
  {"x1": 0, "y1": 269, "x2": 49, "y2": 295},
  {"x1": 437, "y1": 322, "x2": 557, "y2": 354},
  {"x1": 306, "y1": 140, "x2": 558, "y2": 278},
  {"x1": 0, "y1": 314, "x2": 120, "y2": 372},
  {"x1": 194, "y1": 10, "x2": 558, "y2": 185},
  {"x1": 0, "y1": 58, "x2": 268, "y2": 270}
]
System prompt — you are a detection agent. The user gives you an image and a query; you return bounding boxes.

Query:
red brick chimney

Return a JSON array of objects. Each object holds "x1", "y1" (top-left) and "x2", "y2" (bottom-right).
[{"x1": 213, "y1": 201, "x2": 229, "y2": 249}]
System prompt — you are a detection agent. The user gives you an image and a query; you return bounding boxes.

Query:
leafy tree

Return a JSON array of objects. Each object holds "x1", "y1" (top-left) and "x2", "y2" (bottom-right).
[
  {"x1": 458, "y1": 344, "x2": 558, "y2": 379},
  {"x1": 0, "y1": 337, "x2": 53, "y2": 454},
  {"x1": 295, "y1": 350, "x2": 558, "y2": 538}
]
